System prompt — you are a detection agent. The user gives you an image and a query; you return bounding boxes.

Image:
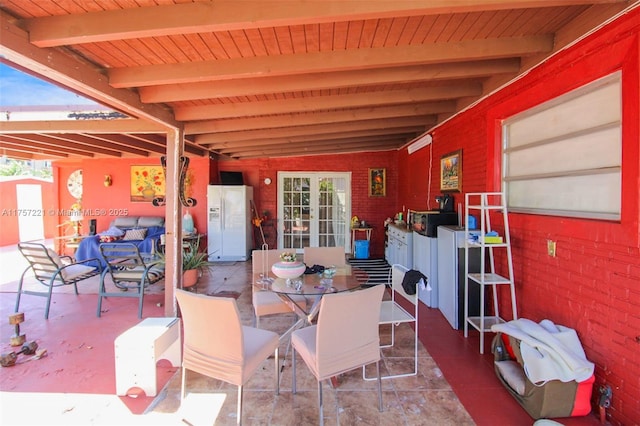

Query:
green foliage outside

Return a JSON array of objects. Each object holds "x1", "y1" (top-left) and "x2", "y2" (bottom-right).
[{"x1": 0, "y1": 159, "x2": 52, "y2": 179}]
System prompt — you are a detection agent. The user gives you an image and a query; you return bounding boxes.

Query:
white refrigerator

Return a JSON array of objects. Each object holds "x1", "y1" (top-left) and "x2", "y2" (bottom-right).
[{"x1": 207, "y1": 185, "x2": 253, "y2": 261}]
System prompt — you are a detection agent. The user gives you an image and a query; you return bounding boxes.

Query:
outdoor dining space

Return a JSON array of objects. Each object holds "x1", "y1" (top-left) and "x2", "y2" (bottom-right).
[{"x1": 0, "y1": 243, "x2": 600, "y2": 425}]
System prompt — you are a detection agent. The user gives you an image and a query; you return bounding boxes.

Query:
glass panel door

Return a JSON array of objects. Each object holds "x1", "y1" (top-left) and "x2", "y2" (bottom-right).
[
  {"x1": 278, "y1": 172, "x2": 351, "y2": 253},
  {"x1": 280, "y1": 175, "x2": 311, "y2": 251}
]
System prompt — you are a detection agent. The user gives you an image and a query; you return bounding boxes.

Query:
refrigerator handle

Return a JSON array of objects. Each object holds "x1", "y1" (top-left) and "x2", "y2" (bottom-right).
[{"x1": 220, "y1": 197, "x2": 224, "y2": 230}]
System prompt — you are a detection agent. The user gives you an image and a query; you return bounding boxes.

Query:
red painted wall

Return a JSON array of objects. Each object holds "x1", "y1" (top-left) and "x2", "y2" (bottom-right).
[
  {"x1": 0, "y1": 177, "x2": 57, "y2": 246},
  {"x1": 49, "y1": 151, "x2": 397, "y2": 258},
  {"x1": 216, "y1": 151, "x2": 399, "y2": 258},
  {"x1": 55, "y1": 157, "x2": 210, "y2": 239},
  {"x1": 400, "y1": 10, "x2": 640, "y2": 425}
]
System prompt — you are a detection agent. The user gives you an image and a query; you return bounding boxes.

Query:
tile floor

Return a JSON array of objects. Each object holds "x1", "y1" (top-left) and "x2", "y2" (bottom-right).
[{"x1": 0, "y1": 244, "x2": 603, "y2": 425}]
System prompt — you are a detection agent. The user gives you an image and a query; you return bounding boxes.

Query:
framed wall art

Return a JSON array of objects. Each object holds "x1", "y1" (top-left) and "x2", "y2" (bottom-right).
[
  {"x1": 368, "y1": 168, "x2": 386, "y2": 197},
  {"x1": 440, "y1": 150, "x2": 462, "y2": 192},
  {"x1": 130, "y1": 165, "x2": 165, "y2": 202}
]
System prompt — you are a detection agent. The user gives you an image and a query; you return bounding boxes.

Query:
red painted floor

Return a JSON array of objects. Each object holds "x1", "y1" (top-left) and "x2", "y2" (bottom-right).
[
  {"x1": 0, "y1": 291, "x2": 176, "y2": 415},
  {"x1": 419, "y1": 304, "x2": 603, "y2": 426}
]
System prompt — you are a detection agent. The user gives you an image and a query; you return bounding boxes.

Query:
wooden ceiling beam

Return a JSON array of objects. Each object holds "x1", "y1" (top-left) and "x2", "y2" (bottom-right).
[
  {"x1": 215, "y1": 134, "x2": 407, "y2": 153},
  {"x1": 0, "y1": 146, "x2": 50, "y2": 160},
  {"x1": 185, "y1": 102, "x2": 454, "y2": 134},
  {"x1": 224, "y1": 138, "x2": 407, "y2": 159},
  {"x1": 176, "y1": 85, "x2": 481, "y2": 120},
  {"x1": 0, "y1": 118, "x2": 165, "y2": 134},
  {"x1": 0, "y1": 137, "x2": 74, "y2": 158},
  {"x1": 43, "y1": 134, "x2": 133, "y2": 157},
  {"x1": 24, "y1": 1, "x2": 620, "y2": 47},
  {"x1": 109, "y1": 36, "x2": 552, "y2": 87},
  {"x1": 196, "y1": 116, "x2": 435, "y2": 145},
  {"x1": 1, "y1": 134, "x2": 99, "y2": 157},
  {"x1": 202, "y1": 127, "x2": 424, "y2": 149},
  {"x1": 84, "y1": 134, "x2": 166, "y2": 156},
  {"x1": 140, "y1": 59, "x2": 521, "y2": 103},
  {"x1": 0, "y1": 12, "x2": 178, "y2": 129}
]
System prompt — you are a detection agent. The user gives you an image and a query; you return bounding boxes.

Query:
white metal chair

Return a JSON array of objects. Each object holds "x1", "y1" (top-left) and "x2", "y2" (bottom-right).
[
  {"x1": 251, "y1": 248, "x2": 307, "y2": 328},
  {"x1": 175, "y1": 289, "x2": 280, "y2": 426},
  {"x1": 292, "y1": 284, "x2": 385, "y2": 425},
  {"x1": 302, "y1": 246, "x2": 346, "y2": 267},
  {"x1": 363, "y1": 263, "x2": 419, "y2": 380}
]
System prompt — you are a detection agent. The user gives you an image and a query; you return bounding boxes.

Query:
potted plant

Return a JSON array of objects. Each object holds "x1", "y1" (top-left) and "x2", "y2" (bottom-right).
[{"x1": 159, "y1": 238, "x2": 213, "y2": 289}]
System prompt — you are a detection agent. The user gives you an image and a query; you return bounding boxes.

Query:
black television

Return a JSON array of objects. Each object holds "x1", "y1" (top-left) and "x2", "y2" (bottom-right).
[{"x1": 219, "y1": 171, "x2": 244, "y2": 185}]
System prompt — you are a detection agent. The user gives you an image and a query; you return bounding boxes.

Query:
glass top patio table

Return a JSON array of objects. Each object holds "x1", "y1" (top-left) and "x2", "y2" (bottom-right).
[{"x1": 266, "y1": 265, "x2": 365, "y2": 296}]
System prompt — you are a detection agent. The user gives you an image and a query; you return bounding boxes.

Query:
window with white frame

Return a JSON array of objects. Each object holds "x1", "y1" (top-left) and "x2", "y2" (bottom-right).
[{"x1": 502, "y1": 72, "x2": 622, "y2": 220}]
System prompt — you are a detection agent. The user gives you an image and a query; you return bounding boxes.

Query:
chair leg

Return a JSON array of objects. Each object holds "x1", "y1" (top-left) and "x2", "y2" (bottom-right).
[
  {"x1": 97, "y1": 275, "x2": 106, "y2": 317},
  {"x1": 318, "y1": 380, "x2": 324, "y2": 426},
  {"x1": 376, "y1": 360, "x2": 383, "y2": 412},
  {"x1": 181, "y1": 367, "x2": 187, "y2": 401},
  {"x1": 274, "y1": 347, "x2": 280, "y2": 395},
  {"x1": 137, "y1": 280, "x2": 145, "y2": 319},
  {"x1": 237, "y1": 384, "x2": 243, "y2": 426},
  {"x1": 292, "y1": 347, "x2": 297, "y2": 394},
  {"x1": 44, "y1": 278, "x2": 55, "y2": 320}
]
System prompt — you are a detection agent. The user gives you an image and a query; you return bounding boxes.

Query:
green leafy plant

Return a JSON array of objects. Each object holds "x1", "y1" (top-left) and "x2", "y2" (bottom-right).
[
  {"x1": 158, "y1": 238, "x2": 213, "y2": 271},
  {"x1": 181, "y1": 241, "x2": 213, "y2": 271}
]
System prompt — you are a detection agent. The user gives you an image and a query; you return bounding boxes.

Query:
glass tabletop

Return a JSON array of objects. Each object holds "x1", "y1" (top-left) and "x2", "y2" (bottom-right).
[{"x1": 255, "y1": 265, "x2": 367, "y2": 296}]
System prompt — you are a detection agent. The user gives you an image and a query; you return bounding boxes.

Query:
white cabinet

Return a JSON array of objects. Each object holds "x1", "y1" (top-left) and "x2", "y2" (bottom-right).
[
  {"x1": 412, "y1": 232, "x2": 438, "y2": 307},
  {"x1": 437, "y1": 226, "x2": 482, "y2": 329},
  {"x1": 385, "y1": 224, "x2": 413, "y2": 269}
]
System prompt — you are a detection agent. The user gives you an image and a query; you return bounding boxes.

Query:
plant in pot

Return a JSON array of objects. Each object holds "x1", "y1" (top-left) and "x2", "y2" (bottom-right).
[{"x1": 159, "y1": 238, "x2": 213, "y2": 290}]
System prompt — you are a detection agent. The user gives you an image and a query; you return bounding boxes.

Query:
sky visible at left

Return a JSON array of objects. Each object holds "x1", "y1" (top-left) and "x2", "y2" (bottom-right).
[{"x1": 0, "y1": 63, "x2": 98, "y2": 106}]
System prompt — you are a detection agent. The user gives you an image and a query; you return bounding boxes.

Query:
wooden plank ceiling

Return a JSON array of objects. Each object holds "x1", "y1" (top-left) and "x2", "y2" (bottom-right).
[{"x1": 0, "y1": 0, "x2": 635, "y2": 160}]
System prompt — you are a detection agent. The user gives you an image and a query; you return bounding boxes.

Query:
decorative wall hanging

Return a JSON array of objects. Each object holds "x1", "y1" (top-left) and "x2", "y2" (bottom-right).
[
  {"x1": 440, "y1": 150, "x2": 462, "y2": 192},
  {"x1": 131, "y1": 165, "x2": 165, "y2": 202},
  {"x1": 368, "y1": 168, "x2": 386, "y2": 197},
  {"x1": 152, "y1": 156, "x2": 197, "y2": 207}
]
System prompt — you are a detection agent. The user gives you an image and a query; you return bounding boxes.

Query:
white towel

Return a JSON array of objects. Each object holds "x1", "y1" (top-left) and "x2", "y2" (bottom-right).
[{"x1": 492, "y1": 318, "x2": 594, "y2": 385}]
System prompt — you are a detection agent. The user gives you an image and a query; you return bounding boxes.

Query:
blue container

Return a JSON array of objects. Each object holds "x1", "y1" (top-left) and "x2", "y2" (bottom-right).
[
  {"x1": 467, "y1": 215, "x2": 477, "y2": 230},
  {"x1": 354, "y1": 240, "x2": 370, "y2": 259}
]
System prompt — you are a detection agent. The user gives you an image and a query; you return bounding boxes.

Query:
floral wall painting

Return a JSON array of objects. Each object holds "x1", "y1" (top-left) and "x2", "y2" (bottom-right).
[
  {"x1": 131, "y1": 165, "x2": 165, "y2": 202},
  {"x1": 440, "y1": 150, "x2": 462, "y2": 192},
  {"x1": 368, "y1": 168, "x2": 386, "y2": 197}
]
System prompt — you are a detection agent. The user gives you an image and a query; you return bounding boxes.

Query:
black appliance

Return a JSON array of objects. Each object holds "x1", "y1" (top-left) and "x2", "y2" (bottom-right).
[
  {"x1": 435, "y1": 194, "x2": 455, "y2": 212},
  {"x1": 409, "y1": 210, "x2": 458, "y2": 238},
  {"x1": 89, "y1": 219, "x2": 97, "y2": 236},
  {"x1": 219, "y1": 171, "x2": 244, "y2": 185}
]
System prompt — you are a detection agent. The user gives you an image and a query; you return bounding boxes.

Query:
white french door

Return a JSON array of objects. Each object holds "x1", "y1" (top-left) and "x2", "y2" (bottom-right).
[{"x1": 277, "y1": 172, "x2": 351, "y2": 253}]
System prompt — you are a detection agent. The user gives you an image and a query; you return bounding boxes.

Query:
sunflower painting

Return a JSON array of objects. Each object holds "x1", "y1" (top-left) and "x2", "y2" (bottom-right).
[
  {"x1": 130, "y1": 165, "x2": 165, "y2": 202},
  {"x1": 368, "y1": 168, "x2": 386, "y2": 197}
]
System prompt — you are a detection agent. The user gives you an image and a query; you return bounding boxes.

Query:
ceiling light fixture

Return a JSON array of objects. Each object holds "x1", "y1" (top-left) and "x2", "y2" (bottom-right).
[{"x1": 408, "y1": 134, "x2": 433, "y2": 154}]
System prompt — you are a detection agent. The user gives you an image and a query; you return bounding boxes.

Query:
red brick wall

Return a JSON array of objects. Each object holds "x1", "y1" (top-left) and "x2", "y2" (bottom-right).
[
  {"x1": 217, "y1": 151, "x2": 399, "y2": 258},
  {"x1": 400, "y1": 10, "x2": 640, "y2": 425},
  {"x1": 44, "y1": 151, "x2": 398, "y2": 258}
]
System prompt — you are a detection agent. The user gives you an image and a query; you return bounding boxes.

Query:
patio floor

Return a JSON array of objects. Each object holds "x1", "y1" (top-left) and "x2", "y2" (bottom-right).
[{"x1": 0, "y1": 242, "x2": 602, "y2": 425}]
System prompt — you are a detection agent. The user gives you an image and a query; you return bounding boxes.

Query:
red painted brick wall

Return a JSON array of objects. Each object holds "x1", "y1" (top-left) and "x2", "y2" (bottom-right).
[
  {"x1": 217, "y1": 151, "x2": 399, "y2": 258},
  {"x1": 400, "y1": 10, "x2": 640, "y2": 425}
]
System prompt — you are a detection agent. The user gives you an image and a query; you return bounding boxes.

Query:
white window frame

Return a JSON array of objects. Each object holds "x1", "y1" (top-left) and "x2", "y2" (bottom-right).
[{"x1": 502, "y1": 72, "x2": 622, "y2": 221}]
